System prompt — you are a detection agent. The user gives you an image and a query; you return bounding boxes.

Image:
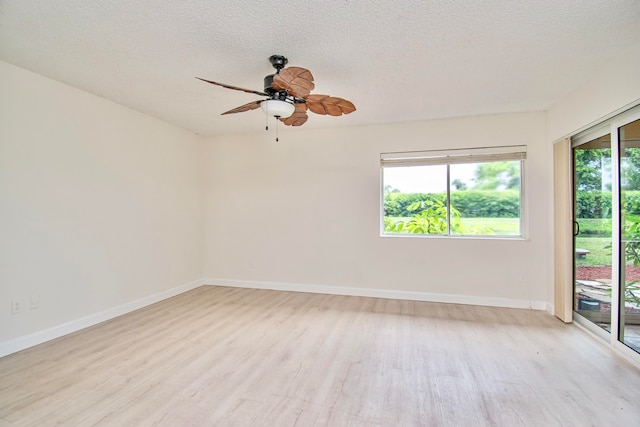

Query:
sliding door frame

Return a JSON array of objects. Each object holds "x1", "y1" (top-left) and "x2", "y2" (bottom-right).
[
  {"x1": 570, "y1": 105, "x2": 640, "y2": 363},
  {"x1": 612, "y1": 107, "x2": 640, "y2": 360},
  {"x1": 571, "y1": 124, "x2": 617, "y2": 341}
]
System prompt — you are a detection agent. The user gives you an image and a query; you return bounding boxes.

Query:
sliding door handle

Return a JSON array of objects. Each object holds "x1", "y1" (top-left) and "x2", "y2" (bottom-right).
[{"x1": 573, "y1": 220, "x2": 580, "y2": 237}]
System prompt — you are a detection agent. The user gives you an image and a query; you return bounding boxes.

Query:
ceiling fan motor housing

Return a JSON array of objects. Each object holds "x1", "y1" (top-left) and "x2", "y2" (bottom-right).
[
  {"x1": 264, "y1": 75, "x2": 291, "y2": 102},
  {"x1": 264, "y1": 74, "x2": 275, "y2": 94}
]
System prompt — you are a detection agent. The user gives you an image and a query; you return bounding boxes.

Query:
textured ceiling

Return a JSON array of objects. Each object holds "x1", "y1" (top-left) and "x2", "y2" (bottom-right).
[{"x1": 1, "y1": 1, "x2": 640, "y2": 137}]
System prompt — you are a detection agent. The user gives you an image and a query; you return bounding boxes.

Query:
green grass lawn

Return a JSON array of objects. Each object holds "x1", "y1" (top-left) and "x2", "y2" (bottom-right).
[
  {"x1": 459, "y1": 217, "x2": 519, "y2": 235},
  {"x1": 575, "y1": 236, "x2": 612, "y2": 266},
  {"x1": 575, "y1": 218, "x2": 629, "y2": 266},
  {"x1": 576, "y1": 218, "x2": 612, "y2": 236}
]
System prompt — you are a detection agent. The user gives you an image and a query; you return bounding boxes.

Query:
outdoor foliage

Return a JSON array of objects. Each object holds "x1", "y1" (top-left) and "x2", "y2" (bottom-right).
[
  {"x1": 622, "y1": 147, "x2": 640, "y2": 191},
  {"x1": 576, "y1": 191, "x2": 640, "y2": 219},
  {"x1": 385, "y1": 199, "x2": 453, "y2": 234},
  {"x1": 574, "y1": 149, "x2": 611, "y2": 191},
  {"x1": 384, "y1": 200, "x2": 494, "y2": 235},
  {"x1": 619, "y1": 213, "x2": 640, "y2": 307},
  {"x1": 384, "y1": 193, "x2": 445, "y2": 218},
  {"x1": 623, "y1": 213, "x2": 640, "y2": 266},
  {"x1": 450, "y1": 191, "x2": 519, "y2": 218},
  {"x1": 623, "y1": 282, "x2": 640, "y2": 308},
  {"x1": 473, "y1": 161, "x2": 520, "y2": 190},
  {"x1": 575, "y1": 191, "x2": 612, "y2": 219},
  {"x1": 384, "y1": 191, "x2": 519, "y2": 218}
]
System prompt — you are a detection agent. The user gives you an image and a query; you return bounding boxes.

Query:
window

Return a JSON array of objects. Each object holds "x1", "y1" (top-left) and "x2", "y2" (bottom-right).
[{"x1": 381, "y1": 146, "x2": 526, "y2": 238}]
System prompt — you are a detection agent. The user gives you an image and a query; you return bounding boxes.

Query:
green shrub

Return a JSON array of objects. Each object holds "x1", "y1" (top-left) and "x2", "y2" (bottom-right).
[
  {"x1": 575, "y1": 191, "x2": 640, "y2": 219},
  {"x1": 450, "y1": 190, "x2": 519, "y2": 218},
  {"x1": 384, "y1": 191, "x2": 519, "y2": 218},
  {"x1": 384, "y1": 191, "x2": 640, "y2": 220},
  {"x1": 575, "y1": 191, "x2": 612, "y2": 219},
  {"x1": 383, "y1": 193, "x2": 445, "y2": 217},
  {"x1": 384, "y1": 200, "x2": 496, "y2": 235}
]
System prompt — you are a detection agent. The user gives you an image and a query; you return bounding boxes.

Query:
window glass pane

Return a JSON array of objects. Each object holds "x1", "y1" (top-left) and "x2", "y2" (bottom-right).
[
  {"x1": 383, "y1": 165, "x2": 448, "y2": 235},
  {"x1": 381, "y1": 147, "x2": 525, "y2": 239},
  {"x1": 450, "y1": 161, "x2": 521, "y2": 236}
]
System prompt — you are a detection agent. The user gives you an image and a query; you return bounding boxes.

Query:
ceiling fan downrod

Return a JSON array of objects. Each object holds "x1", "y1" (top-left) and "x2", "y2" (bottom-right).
[
  {"x1": 269, "y1": 55, "x2": 288, "y2": 71},
  {"x1": 264, "y1": 55, "x2": 288, "y2": 94}
]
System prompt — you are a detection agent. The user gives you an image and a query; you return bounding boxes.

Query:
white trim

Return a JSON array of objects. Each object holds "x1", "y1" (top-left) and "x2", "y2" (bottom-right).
[
  {"x1": 380, "y1": 145, "x2": 526, "y2": 239},
  {"x1": 204, "y1": 278, "x2": 547, "y2": 311},
  {"x1": 571, "y1": 122, "x2": 610, "y2": 147},
  {"x1": 613, "y1": 340, "x2": 640, "y2": 369},
  {"x1": 555, "y1": 98, "x2": 640, "y2": 143},
  {"x1": 545, "y1": 302, "x2": 556, "y2": 316},
  {"x1": 0, "y1": 278, "x2": 205, "y2": 358}
]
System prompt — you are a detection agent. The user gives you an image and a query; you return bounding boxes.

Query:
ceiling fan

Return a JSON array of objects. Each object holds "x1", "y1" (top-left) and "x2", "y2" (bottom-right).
[{"x1": 196, "y1": 55, "x2": 356, "y2": 127}]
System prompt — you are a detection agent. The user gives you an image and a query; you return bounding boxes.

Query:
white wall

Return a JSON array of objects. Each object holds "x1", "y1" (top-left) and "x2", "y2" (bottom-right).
[
  {"x1": 204, "y1": 112, "x2": 549, "y2": 308},
  {"x1": 546, "y1": 41, "x2": 640, "y2": 312},
  {"x1": 0, "y1": 61, "x2": 205, "y2": 348},
  {"x1": 547, "y1": 41, "x2": 640, "y2": 142}
]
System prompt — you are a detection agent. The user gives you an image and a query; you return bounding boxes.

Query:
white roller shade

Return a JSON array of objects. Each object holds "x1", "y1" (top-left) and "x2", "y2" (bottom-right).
[{"x1": 381, "y1": 145, "x2": 527, "y2": 167}]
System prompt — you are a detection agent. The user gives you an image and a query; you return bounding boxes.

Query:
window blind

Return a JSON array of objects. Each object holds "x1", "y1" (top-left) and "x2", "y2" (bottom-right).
[{"x1": 380, "y1": 145, "x2": 527, "y2": 167}]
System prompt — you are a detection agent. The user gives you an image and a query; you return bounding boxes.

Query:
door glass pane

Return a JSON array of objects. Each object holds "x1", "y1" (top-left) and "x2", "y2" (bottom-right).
[
  {"x1": 574, "y1": 136, "x2": 612, "y2": 331},
  {"x1": 619, "y1": 118, "x2": 640, "y2": 353}
]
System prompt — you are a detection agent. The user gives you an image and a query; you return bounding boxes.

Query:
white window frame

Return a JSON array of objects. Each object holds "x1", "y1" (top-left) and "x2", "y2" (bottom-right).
[{"x1": 380, "y1": 145, "x2": 527, "y2": 239}]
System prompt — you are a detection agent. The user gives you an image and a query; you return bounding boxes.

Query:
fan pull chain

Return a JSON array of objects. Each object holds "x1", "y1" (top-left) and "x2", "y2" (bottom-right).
[
  {"x1": 264, "y1": 118, "x2": 279, "y2": 142},
  {"x1": 263, "y1": 102, "x2": 280, "y2": 142},
  {"x1": 265, "y1": 102, "x2": 269, "y2": 131}
]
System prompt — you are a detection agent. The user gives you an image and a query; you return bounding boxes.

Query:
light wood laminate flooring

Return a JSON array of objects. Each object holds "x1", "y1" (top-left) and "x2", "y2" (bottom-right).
[{"x1": 1, "y1": 286, "x2": 640, "y2": 426}]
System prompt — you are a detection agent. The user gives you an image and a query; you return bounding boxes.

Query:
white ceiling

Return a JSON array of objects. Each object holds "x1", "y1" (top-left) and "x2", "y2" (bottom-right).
[{"x1": 1, "y1": 1, "x2": 640, "y2": 137}]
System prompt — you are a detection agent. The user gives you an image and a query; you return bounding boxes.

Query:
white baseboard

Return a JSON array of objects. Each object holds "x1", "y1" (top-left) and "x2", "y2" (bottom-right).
[
  {"x1": 0, "y1": 278, "x2": 205, "y2": 358},
  {"x1": 546, "y1": 302, "x2": 555, "y2": 315},
  {"x1": 205, "y1": 278, "x2": 548, "y2": 311}
]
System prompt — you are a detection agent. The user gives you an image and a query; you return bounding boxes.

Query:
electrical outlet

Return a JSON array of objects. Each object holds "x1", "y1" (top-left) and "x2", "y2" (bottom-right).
[
  {"x1": 30, "y1": 295, "x2": 40, "y2": 310},
  {"x1": 11, "y1": 298, "x2": 22, "y2": 314}
]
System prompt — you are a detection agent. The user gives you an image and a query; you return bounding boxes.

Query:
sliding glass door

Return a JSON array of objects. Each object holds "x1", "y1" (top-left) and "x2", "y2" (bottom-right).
[
  {"x1": 619, "y1": 118, "x2": 640, "y2": 353},
  {"x1": 573, "y1": 105, "x2": 640, "y2": 359},
  {"x1": 573, "y1": 135, "x2": 612, "y2": 332}
]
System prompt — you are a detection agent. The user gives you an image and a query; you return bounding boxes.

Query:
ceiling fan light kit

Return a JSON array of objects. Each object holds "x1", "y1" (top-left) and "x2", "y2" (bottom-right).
[
  {"x1": 196, "y1": 55, "x2": 356, "y2": 132},
  {"x1": 260, "y1": 99, "x2": 295, "y2": 118}
]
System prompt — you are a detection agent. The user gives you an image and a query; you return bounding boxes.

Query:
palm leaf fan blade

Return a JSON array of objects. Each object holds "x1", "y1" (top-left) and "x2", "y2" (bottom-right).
[
  {"x1": 195, "y1": 77, "x2": 267, "y2": 96},
  {"x1": 306, "y1": 94, "x2": 356, "y2": 116},
  {"x1": 280, "y1": 103, "x2": 308, "y2": 126},
  {"x1": 272, "y1": 67, "x2": 315, "y2": 98},
  {"x1": 221, "y1": 100, "x2": 263, "y2": 115}
]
